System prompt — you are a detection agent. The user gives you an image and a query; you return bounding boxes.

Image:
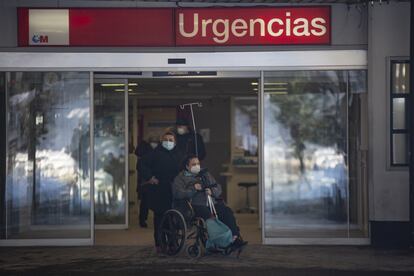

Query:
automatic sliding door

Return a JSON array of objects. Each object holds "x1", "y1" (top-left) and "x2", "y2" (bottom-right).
[
  {"x1": 93, "y1": 78, "x2": 128, "y2": 227},
  {"x1": 1, "y1": 72, "x2": 92, "y2": 242},
  {"x1": 263, "y1": 70, "x2": 368, "y2": 240}
]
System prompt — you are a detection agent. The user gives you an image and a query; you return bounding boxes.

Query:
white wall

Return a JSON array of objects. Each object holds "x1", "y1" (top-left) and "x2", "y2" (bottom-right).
[{"x1": 368, "y1": 2, "x2": 410, "y2": 221}]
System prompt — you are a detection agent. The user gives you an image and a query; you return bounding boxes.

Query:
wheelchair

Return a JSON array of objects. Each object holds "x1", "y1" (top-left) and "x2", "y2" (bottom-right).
[{"x1": 158, "y1": 200, "x2": 236, "y2": 258}]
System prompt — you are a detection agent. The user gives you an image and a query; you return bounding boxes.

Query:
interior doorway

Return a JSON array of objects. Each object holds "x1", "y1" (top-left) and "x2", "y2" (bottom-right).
[{"x1": 94, "y1": 72, "x2": 262, "y2": 246}]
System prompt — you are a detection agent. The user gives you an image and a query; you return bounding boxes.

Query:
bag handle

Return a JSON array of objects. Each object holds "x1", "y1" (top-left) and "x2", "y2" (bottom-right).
[{"x1": 207, "y1": 194, "x2": 218, "y2": 219}]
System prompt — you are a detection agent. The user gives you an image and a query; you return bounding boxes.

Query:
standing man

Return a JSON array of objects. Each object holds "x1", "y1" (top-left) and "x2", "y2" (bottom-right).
[
  {"x1": 140, "y1": 131, "x2": 184, "y2": 252},
  {"x1": 135, "y1": 134, "x2": 158, "y2": 228},
  {"x1": 175, "y1": 118, "x2": 206, "y2": 161}
]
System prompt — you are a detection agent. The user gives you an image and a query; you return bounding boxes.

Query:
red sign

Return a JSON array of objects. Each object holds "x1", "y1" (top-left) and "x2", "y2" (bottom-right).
[
  {"x1": 18, "y1": 7, "x2": 330, "y2": 47},
  {"x1": 69, "y1": 9, "x2": 174, "y2": 46},
  {"x1": 176, "y1": 7, "x2": 330, "y2": 46}
]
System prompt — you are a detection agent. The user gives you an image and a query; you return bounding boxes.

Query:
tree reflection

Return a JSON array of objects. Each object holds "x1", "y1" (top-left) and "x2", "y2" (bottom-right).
[
  {"x1": 264, "y1": 71, "x2": 349, "y2": 231},
  {"x1": 5, "y1": 72, "x2": 91, "y2": 238}
]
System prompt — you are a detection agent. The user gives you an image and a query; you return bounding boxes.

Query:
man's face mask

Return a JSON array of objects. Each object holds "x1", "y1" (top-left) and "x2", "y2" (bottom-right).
[
  {"x1": 177, "y1": 127, "x2": 188, "y2": 135},
  {"x1": 190, "y1": 164, "x2": 201, "y2": 174},
  {"x1": 162, "y1": 141, "x2": 175, "y2": 151},
  {"x1": 150, "y1": 142, "x2": 158, "y2": 149}
]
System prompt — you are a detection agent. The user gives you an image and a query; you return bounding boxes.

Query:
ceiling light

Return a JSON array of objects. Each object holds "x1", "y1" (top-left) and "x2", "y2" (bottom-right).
[
  {"x1": 114, "y1": 89, "x2": 133, "y2": 92},
  {"x1": 101, "y1": 83, "x2": 125, "y2": 87},
  {"x1": 251, "y1": 82, "x2": 258, "y2": 85},
  {"x1": 264, "y1": 82, "x2": 288, "y2": 86}
]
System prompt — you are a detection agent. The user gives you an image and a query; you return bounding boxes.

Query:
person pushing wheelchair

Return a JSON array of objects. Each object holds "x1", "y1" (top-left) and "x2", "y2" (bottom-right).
[{"x1": 172, "y1": 155, "x2": 247, "y2": 250}]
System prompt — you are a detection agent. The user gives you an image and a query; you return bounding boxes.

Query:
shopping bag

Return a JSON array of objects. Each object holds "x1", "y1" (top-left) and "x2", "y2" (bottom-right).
[{"x1": 205, "y1": 195, "x2": 233, "y2": 250}]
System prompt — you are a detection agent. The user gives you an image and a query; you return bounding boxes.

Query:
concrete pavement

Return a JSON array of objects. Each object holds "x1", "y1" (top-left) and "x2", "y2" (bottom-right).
[{"x1": 1, "y1": 245, "x2": 414, "y2": 275}]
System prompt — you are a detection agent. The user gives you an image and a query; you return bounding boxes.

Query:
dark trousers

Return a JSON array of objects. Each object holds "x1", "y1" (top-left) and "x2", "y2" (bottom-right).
[
  {"x1": 139, "y1": 191, "x2": 149, "y2": 224},
  {"x1": 192, "y1": 203, "x2": 240, "y2": 237},
  {"x1": 153, "y1": 211, "x2": 164, "y2": 247}
]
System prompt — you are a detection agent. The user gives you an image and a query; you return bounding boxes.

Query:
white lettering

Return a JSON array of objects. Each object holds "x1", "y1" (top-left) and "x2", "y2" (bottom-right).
[
  {"x1": 179, "y1": 13, "x2": 198, "y2": 38},
  {"x1": 212, "y1": 19, "x2": 229, "y2": 43},
  {"x1": 310, "y1": 17, "x2": 327, "y2": 36},
  {"x1": 293, "y1": 18, "x2": 310, "y2": 36},
  {"x1": 178, "y1": 10, "x2": 329, "y2": 44},
  {"x1": 249, "y1": 18, "x2": 265, "y2": 37},
  {"x1": 201, "y1": 19, "x2": 213, "y2": 37},
  {"x1": 231, "y1": 19, "x2": 248, "y2": 37},
  {"x1": 267, "y1": 18, "x2": 284, "y2": 37},
  {"x1": 285, "y1": 12, "x2": 291, "y2": 36}
]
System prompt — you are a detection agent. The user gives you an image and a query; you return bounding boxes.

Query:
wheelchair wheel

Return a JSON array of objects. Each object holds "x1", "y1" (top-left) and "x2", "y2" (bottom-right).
[
  {"x1": 194, "y1": 217, "x2": 208, "y2": 247},
  {"x1": 159, "y1": 209, "x2": 187, "y2": 256},
  {"x1": 186, "y1": 244, "x2": 202, "y2": 258}
]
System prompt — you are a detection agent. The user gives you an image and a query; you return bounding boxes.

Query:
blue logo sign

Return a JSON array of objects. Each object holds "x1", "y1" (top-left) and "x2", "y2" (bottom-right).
[
  {"x1": 31, "y1": 34, "x2": 48, "y2": 44},
  {"x1": 32, "y1": 35, "x2": 40, "y2": 43}
]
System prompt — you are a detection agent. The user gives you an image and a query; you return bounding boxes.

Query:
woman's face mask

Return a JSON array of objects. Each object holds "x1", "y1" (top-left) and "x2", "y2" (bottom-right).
[
  {"x1": 161, "y1": 134, "x2": 175, "y2": 151},
  {"x1": 162, "y1": 141, "x2": 175, "y2": 151},
  {"x1": 150, "y1": 142, "x2": 158, "y2": 149}
]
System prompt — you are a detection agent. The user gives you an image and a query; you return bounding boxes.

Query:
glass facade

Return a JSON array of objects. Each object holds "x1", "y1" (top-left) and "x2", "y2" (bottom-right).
[
  {"x1": 2, "y1": 72, "x2": 91, "y2": 239},
  {"x1": 0, "y1": 69, "x2": 368, "y2": 244},
  {"x1": 94, "y1": 79, "x2": 127, "y2": 225},
  {"x1": 232, "y1": 97, "x2": 258, "y2": 166},
  {"x1": 263, "y1": 70, "x2": 367, "y2": 239},
  {"x1": 0, "y1": 73, "x2": 5, "y2": 239}
]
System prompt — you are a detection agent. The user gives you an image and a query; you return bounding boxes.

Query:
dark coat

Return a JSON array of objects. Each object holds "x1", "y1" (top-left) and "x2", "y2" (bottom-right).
[
  {"x1": 135, "y1": 140, "x2": 155, "y2": 194},
  {"x1": 173, "y1": 170, "x2": 222, "y2": 206},
  {"x1": 175, "y1": 131, "x2": 206, "y2": 161},
  {"x1": 140, "y1": 145, "x2": 185, "y2": 213}
]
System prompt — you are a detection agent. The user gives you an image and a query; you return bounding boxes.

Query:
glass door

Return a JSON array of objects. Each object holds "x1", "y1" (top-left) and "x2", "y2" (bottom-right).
[
  {"x1": 262, "y1": 70, "x2": 368, "y2": 242},
  {"x1": 93, "y1": 77, "x2": 128, "y2": 228},
  {"x1": 1, "y1": 72, "x2": 93, "y2": 245}
]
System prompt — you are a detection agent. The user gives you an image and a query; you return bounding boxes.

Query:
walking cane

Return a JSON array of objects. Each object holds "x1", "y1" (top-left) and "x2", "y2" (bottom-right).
[{"x1": 179, "y1": 102, "x2": 202, "y2": 157}]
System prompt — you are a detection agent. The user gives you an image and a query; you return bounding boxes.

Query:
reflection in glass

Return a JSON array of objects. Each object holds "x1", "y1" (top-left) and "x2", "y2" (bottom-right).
[
  {"x1": 0, "y1": 73, "x2": 5, "y2": 239},
  {"x1": 392, "y1": 134, "x2": 409, "y2": 165},
  {"x1": 264, "y1": 71, "x2": 367, "y2": 238},
  {"x1": 392, "y1": 62, "x2": 410, "y2": 94},
  {"x1": 94, "y1": 81, "x2": 126, "y2": 225},
  {"x1": 3, "y1": 72, "x2": 91, "y2": 239},
  {"x1": 392, "y1": 98, "x2": 406, "y2": 130},
  {"x1": 233, "y1": 97, "x2": 258, "y2": 165}
]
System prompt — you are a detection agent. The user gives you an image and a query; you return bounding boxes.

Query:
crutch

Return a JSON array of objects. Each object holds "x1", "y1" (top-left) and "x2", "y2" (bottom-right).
[{"x1": 179, "y1": 102, "x2": 202, "y2": 157}]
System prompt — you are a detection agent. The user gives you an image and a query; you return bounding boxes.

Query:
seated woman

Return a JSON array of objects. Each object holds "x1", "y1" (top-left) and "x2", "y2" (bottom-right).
[{"x1": 172, "y1": 155, "x2": 247, "y2": 248}]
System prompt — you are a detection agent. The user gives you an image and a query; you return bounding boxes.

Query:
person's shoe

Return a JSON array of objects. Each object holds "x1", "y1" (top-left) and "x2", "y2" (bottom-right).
[
  {"x1": 139, "y1": 221, "x2": 148, "y2": 228},
  {"x1": 232, "y1": 237, "x2": 248, "y2": 249}
]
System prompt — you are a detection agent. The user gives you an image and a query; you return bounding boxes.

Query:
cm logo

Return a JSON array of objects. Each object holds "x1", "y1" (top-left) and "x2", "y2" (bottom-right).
[{"x1": 32, "y1": 35, "x2": 49, "y2": 44}]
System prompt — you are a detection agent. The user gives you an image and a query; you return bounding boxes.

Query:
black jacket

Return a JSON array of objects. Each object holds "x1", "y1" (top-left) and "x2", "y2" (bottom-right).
[
  {"x1": 135, "y1": 140, "x2": 154, "y2": 193},
  {"x1": 140, "y1": 145, "x2": 185, "y2": 213},
  {"x1": 175, "y1": 131, "x2": 206, "y2": 161}
]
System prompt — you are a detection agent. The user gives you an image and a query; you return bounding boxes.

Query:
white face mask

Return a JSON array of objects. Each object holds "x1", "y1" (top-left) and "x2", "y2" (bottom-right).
[
  {"x1": 177, "y1": 127, "x2": 187, "y2": 135},
  {"x1": 150, "y1": 142, "x2": 158, "y2": 149},
  {"x1": 162, "y1": 141, "x2": 175, "y2": 151},
  {"x1": 190, "y1": 165, "x2": 201, "y2": 174}
]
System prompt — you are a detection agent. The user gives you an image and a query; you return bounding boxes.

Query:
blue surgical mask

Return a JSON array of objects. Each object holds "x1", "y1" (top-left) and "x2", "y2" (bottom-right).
[{"x1": 162, "y1": 141, "x2": 175, "y2": 151}]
